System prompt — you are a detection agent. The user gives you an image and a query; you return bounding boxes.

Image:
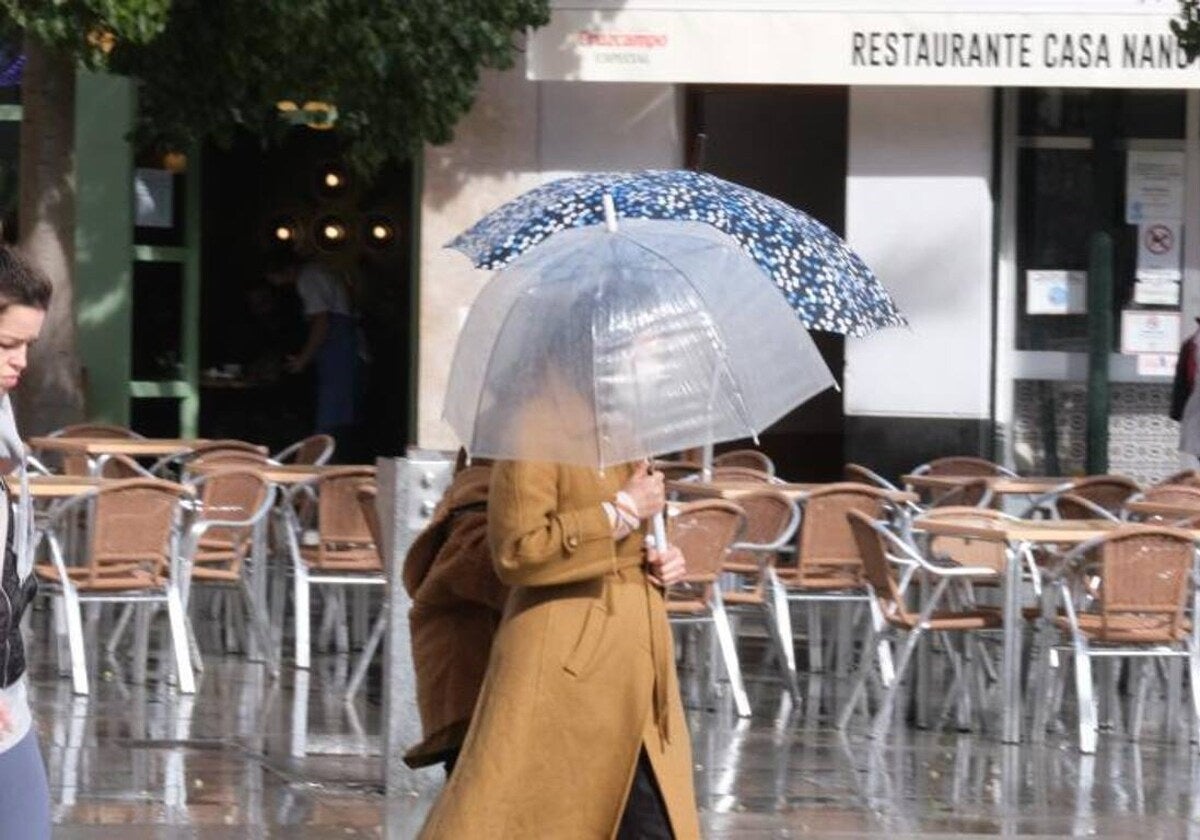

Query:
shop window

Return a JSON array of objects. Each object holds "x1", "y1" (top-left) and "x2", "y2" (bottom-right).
[
  {"x1": 131, "y1": 260, "x2": 183, "y2": 380},
  {"x1": 1015, "y1": 89, "x2": 1185, "y2": 355},
  {"x1": 130, "y1": 397, "x2": 181, "y2": 438}
]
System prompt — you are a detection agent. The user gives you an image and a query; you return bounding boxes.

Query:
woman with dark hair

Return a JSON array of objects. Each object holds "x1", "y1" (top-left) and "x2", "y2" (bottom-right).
[{"x1": 0, "y1": 245, "x2": 53, "y2": 839}]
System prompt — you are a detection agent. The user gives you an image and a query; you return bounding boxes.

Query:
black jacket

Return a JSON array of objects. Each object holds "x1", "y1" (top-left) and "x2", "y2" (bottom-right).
[{"x1": 0, "y1": 484, "x2": 33, "y2": 688}]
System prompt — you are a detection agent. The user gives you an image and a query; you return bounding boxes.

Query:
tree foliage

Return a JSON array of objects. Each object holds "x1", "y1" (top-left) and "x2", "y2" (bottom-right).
[
  {"x1": 110, "y1": 1, "x2": 550, "y2": 172},
  {"x1": 0, "y1": 0, "x2": 170, "y2": 62},
  {"x1": 1173, "y1": 0, "x2": 1200, "y2": 59}
]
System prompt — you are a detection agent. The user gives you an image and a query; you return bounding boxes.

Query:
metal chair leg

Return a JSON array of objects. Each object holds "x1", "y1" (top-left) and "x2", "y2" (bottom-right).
[
  {"x1": 806, "y1": 602, "x2": 824, "y2": 673},
  {"x1": 239, "y1": 579, "x2": 280, "y2": 678},
  {"x1": 344, "y1": 605, "x2": 387, "y2": 702},
  {"x1": 62, "y1": 588, "x2": 89, "y2": 695},
  {"x1": 106, "y1": 604, "x2": 135, "y2": 657},
  {"x1": 294, "y1": 566, "x2": 311, "y2": 670},
  {"x1": 765, "y1": 570, "x2": 800, "y2": 702},
  {"x1": 871, "y1": 626, "x2": 924, "y2": 742},
  {"x1": 165, "y1": 588, "x2": 196, "y2": 694},
  {"x1": 711, "y1": 589, "x2": 751, "y2": 718},
  {"x1": 837, "y1": 621, "x2": 879, "y2": 730},
  {"x1": 1073, "y1": 645, "x2": 1098, "y2": 754}
]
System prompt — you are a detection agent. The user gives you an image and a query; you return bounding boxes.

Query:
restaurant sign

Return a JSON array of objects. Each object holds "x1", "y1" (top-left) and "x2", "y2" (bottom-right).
[{"x1": 529, "y1": 1, "x2": 1199, "y2": 87}]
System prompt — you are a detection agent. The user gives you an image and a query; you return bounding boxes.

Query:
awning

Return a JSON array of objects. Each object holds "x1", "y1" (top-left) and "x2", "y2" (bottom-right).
[{"x1": 528, "y1": 0, "x2": 1200, "y2": 88}]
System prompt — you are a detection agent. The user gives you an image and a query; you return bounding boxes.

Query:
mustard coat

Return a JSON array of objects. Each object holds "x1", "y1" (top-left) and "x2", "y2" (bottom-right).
[{"x1": 418, "y1": 459, "x2": 700, "y2": 839}]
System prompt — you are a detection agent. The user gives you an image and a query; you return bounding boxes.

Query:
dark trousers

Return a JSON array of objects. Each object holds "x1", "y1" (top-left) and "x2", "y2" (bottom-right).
[{"x1": 616, "y1": 749, "x2": 673, "y2": 840}]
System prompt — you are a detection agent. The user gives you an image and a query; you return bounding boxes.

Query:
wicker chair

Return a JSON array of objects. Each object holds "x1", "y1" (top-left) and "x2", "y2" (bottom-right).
[
  {"x1": 280, "y1": 467, "x2": 381, "y2": 669},
  {"x1": 652, "y1": 460, "x2": 703, "y2": 482},
  {"x1": 1124, "y1": 484, "x2": 1200, "y2": 526},
  {"x1": 1020, "y1": 475, "x2": 1138, "y2": 521},
  {"x1": 927, "y1": 477, "x2": 994, "y2": 509},
  {"x1": 773, "y1": 483, "x2": 896, "y2": 674},
  {"x1": 719, "y1": 490, "x2": 802, "y2": 700},
  {"x1": 910, "y1": 456, "x2": 1017, "y2": 477},
  {"x1": 709, "y1": 465, "x2": 776, "y2": 484},
  {"x1": 836, "y1": 511, "x2": 1002, "y2": 740},
  {"x1": 344, "y1": 484, "x2": 389, "y2": 701},
  {"x1": 179, "y1": 468, "x2": 278, "y2": 675},
  {"x1": 1153, "y1": 469, "x2": 1200, "y2": 489},
  {"x1": 45, "y1": 423, "x2": 143, "y2": 477},
  {"x1": 273, "y1": 434, "x2": 336, "y2": 466},
  {"x1": 1027, "y1": 526, "x2": 1199, "y2": 753},
  {"x1": 153, "y1": 439, "x2": 270, "y2": 478},
  {"x1": 664, "y1": 499, "x2": 750, "y2": 717},
  {"x1": 843, "y1": 463, "x2": 899, "y2": 491},
  {"x1": 36, "y1": 478, "x2": 196, "y2": 695},
  {"x1": 713, "y1": 448, "x2": 775, "y2": 476}
]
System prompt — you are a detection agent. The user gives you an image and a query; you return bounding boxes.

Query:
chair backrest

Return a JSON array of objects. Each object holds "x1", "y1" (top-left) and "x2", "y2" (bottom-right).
[
  {"x1": 195, "y1": 469, "x2": 271, "y2": 574},
  {"x1": 725, "y1": 489, "x2": 798, "y2": 569},
  {"x1": 1060, "y1": 475, "x2": 1139, "y2": 515},
  {"x1": 914, "y1": 456, "x2": 1013, "y2": 477},
  {"x1": 357, "y1": 484, "x2": 384, "y2": 549},
  {"x1": 843, "y1": 463, "x2": 898, "y2": 491},
  {"x1": 710, "y1": 465, "x2": 774, "y2": 484},
  {"x1": 652, "y1": 460, "x2": 702, "y2": 481},
  {"x1": 1089, "y1": 527, "x2": 1195, "y2": 642},
  {"x1": 712, "y1": 448, "x2": 775, "y2": 476},
  {"x1": 916, "y1": 507, "x2": 1012, "y2": 573},
  {"x1": 667, "y1": 499, "x2": 746, "y2": 582},
  {"x1": 88, "y1": 479, "x2": 190, "y2": 587},
  {"x1": 928, "y1": 477, "x2": 992, "y2": 509},
  {"x1": 316, "y1": 467, "x2": 378, "y2": 546},
  {"x1": 52, "y1": 424, "x2": 144, "y2": 476},
  {"x1": 1138, "y1": 484, "x2": 1200, "y2": 509},
  {"x1": 794, "y1": 483, "x2": 891, "y2": 582},
  {"x1": 1154, "y1": 469, "x2": 1200, "y2": 489},
  {"x1": 846, "y1": 510, "x2": 912, "y2": 625},
  {"x1": 98, "y1": 453, "x2": 153, "y2": 479},
  {"x1": 277, "y1": 434, "x2": 336, "y2": 466},
  {"x1": 50, "y1": 423, "x2": 141, "y2": 439}
]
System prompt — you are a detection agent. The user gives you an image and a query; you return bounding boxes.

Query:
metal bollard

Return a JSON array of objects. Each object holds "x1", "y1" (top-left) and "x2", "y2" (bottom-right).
[{"x1": 378, "y1": 450, "x2": 456, "y2": 796}]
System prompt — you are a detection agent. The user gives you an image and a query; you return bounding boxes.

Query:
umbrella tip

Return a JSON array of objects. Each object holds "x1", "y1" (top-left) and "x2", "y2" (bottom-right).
[{"x1": 602, "y1": 193, "x2": 618, "y2": 233}]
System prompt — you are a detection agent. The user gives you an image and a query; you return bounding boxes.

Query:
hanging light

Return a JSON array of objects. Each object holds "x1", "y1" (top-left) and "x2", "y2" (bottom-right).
[
  {"x1": 317, "y1": 163, "x2": 348, "y2": 196},
  {"x1": 316, "y1": 216, "x2": 348, "y2": 249},
  {"x1": 268, "y1": 215, "x2": 299, "y2": 245},
  {"x1": 365, "y1": 216, "x2": 395, "y2": 248}
]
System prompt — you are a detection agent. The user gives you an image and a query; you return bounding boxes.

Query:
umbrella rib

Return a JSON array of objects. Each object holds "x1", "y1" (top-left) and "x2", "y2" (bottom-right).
[{"x1": 614, "y1": 232, "x2": 760, "y2": 442}]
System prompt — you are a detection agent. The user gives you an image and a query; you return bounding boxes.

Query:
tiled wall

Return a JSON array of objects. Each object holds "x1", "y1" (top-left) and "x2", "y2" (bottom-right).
[{"x1": 1011, "y1": 381, "x2": 1179, "y2": 485}]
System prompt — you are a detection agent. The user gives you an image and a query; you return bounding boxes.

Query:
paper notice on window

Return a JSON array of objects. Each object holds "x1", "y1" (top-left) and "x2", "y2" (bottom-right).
[
  {"x1": 1133, "y1": 280, "x2": 1180, "y2": 306},
  {"x1": 1026, "y1": 269, "x2": 1086, "y2": 315},
  {"x1": 1136, "y1": 353, "x2": 1177, "y2": 377},
  {"x1": 1126, "y1": 151, "x2": 1185, "y2": 224},
  {"x1": 1120, "y1": 309, "x2": 1181, "y2": 355}
]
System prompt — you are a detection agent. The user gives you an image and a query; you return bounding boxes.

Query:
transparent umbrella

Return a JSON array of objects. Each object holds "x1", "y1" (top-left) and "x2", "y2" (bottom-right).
[{"x1": 443, "y1": 216, "x2": 836, "y2": 543}]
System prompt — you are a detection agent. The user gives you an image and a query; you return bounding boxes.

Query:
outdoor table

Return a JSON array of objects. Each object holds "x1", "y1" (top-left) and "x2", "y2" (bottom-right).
[
  {"x1": 1124, "y1": 500, "x2": 1200, "y2": 523},
  {"x1": 27, "y1": 436, "x2": 209, "y2": 459},
  {"x1": 20, "y1": 474, "x2": 109, "y2": 499},
  {"x1": 668, "y1": 478, "x2": 918, "y2": 506},
  {"x1": 901, "y1": 474, "x2": 1076, "y2": 497},
  {"x1": 910, "y1": 516, "x2": 1182, "y2": 743}
]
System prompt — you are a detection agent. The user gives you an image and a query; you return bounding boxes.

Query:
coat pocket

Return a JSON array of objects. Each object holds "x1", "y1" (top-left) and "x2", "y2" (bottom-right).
[{"x1": 562, "y1": 599, "x2": 609, "y2": 678}]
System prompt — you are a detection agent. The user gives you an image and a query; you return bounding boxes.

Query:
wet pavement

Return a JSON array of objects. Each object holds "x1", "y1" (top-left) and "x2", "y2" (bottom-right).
[{"x1": 31, "y1": 626, "x2": 1200, "y2": 838}]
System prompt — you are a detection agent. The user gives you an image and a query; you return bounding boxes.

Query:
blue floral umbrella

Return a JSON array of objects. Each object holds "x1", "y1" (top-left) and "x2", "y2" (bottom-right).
[{"x1": 448, "y1": 169, "x2": 906, "y2": 337}]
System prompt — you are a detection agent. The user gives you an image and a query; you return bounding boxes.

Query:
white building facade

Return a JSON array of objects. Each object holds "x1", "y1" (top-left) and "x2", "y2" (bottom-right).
[{"x1": 418, "y1": 0, "x2": 1200, "y2": 483}]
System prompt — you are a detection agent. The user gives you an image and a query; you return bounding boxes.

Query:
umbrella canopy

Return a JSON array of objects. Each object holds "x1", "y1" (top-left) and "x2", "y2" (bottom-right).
[
  {"x1": 443, "y1": 218, "x2": 836, "y2": 469},
  {"x1": 448, "y1": 169, "x2": 905, "y2": 337}
]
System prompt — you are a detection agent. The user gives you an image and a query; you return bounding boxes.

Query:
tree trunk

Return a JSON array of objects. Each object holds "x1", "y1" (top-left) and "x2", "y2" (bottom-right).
[{"x1": 16, "y1": 38, "x2": 84, "y2": 434}]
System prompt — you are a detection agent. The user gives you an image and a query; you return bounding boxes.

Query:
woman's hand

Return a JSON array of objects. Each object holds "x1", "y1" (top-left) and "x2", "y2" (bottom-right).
[
  {"x1": 646, "y1": 544, "x2": 686, "y2": 588},
  {"x1": 620, "y1": 461, "x2": 665, "y2": 519}
]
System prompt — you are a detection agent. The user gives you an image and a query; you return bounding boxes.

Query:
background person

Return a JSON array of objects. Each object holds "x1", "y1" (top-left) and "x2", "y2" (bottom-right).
[{"x1": 0, "y1": 245, "x2": 53, "y2": 840}]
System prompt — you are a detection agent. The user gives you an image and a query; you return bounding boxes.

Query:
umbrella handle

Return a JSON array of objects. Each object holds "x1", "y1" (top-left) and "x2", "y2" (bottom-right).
[{"x1": 652, "y1": 511, "x2": 668, "y2": 550}]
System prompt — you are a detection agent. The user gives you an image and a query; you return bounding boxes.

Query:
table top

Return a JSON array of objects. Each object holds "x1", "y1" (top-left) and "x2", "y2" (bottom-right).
[
  {"x1": 26, "y1": 437, "x2": 209, "y2": 457},
  {"x1": 915, "y1": 516, "x2": 1135, "y2": 544},
  {"x1": 901, "y1": 474, "x2": 1076, "y2": 496},
  {"x1": 668, "y1": 479, "x2": 918, "y2": 505},
  {"x1": 22, "y1": 475, "x2": 110, "y2": 498},
  {"x1": 1125, "y1": 500, "x2": 1200, "y2": 522},
  {"x1": 189, "y1": 462, "x2": 376, "y2": 485}
]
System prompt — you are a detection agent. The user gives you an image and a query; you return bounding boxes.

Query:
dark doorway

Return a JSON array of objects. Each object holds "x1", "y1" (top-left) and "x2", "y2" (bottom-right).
[
  {"x1": 200, "y1": 129, "x2": 413, "y2": 460},
  {"x1": 686, "y1": 85, "x2": 849, "y2": 481}
]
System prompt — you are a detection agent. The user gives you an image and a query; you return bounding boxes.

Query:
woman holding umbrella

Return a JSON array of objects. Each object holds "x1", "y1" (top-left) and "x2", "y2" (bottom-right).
[{"x1": 420, "y1": 297, "x2": 700, "y2": 839}]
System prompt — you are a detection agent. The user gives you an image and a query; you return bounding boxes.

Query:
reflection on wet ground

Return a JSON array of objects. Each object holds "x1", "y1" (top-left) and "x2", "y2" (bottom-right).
[{"x1": 34, "y1": 632, "x2": 1200, "y2": 838}]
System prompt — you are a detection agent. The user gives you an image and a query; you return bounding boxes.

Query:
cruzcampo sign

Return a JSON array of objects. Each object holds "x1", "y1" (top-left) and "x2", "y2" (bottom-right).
[{"x1": 529, "y1": 0, "x2": 1199, "y2": 87}]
